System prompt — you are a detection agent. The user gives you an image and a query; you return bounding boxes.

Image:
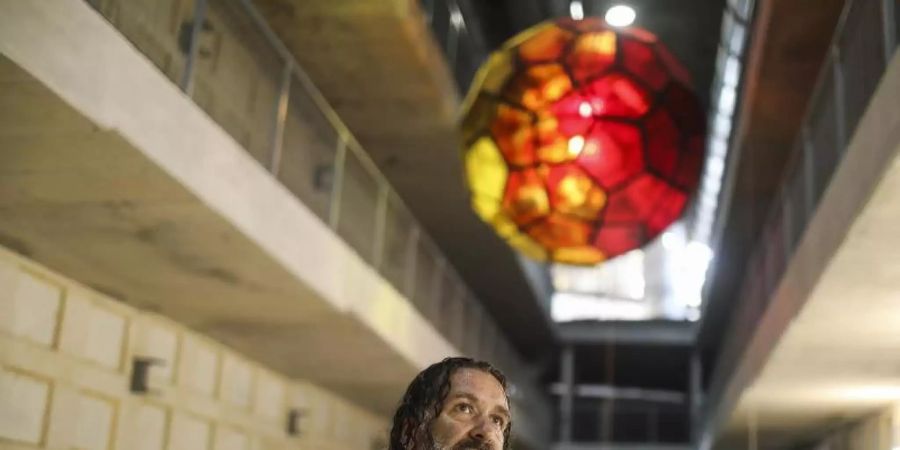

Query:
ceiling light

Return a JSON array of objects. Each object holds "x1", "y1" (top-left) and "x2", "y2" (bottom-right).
[
  {"x1": 570, "y1": 1, "x2": 585, "y2": 20},
  {"x1": 605, "y1": 5, "x2": 636, "y2": 27}
]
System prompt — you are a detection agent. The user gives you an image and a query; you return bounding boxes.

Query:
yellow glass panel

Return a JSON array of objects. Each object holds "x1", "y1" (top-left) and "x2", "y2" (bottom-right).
[
  {"x1": 491, "y1": 212, "x2": 519, "y2": 238},
  {"x1": 471, "y1": 195, "x2": 501, "y2": 222},
  {"x1": 465, "y1": 137, "x2": 508, "y2": 201},
  {"x1": 555, "y1": 172, "x2": 607, "y2": 219},
  {"x1": 507, "y1": 232, "x2": 548, "y2": 261},
  {"x1": 555, "y1": 246, "x2": 606, "y2": 265}
]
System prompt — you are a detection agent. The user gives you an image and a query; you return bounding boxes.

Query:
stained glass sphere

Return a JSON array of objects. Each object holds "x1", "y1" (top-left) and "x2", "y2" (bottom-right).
[{"x1": 461, "y1": 18, "x2": 705, "y2": 265}]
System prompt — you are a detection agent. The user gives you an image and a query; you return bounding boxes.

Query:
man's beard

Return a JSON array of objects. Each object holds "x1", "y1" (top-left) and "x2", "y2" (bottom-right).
[{"x1": 430, "y1": 438, "x2": 493, "y2": 450}]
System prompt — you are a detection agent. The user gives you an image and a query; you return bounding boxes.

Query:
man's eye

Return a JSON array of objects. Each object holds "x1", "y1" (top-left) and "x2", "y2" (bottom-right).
[
  {"x1": 491, "y1": 416, "x2": 506, "y2": 427},
  {"x1": 455, "y1": 403, "x2": 474, "y2": 414}
]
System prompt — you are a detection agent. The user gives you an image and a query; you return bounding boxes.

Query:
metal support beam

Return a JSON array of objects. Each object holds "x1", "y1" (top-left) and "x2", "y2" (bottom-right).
[
  {"x1": 559, "y1": 345, "x2": 575, "y2": 443},
  {"x1": 550, "y1": 383, "x2": 687, "y2": 404},
  {"x1": 558, "y1": 321, "x2": 696, "y2": 346}
]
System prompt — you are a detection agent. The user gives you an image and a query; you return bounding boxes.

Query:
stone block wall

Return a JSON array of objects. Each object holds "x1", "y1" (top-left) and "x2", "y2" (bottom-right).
[{"x1": 0, "y1": 246, "x2": 386, "y2": 450}]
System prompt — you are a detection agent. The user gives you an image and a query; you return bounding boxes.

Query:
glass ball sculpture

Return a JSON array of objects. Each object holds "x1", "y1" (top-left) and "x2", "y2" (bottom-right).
[{"x1": 461, "y1": 18, "x2": 705, "y2": 265}]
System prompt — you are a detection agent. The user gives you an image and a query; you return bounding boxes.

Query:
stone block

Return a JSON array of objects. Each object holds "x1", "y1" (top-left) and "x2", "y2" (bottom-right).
[
  {"x1": 253, "y1": 371, "x2": 284, "y2": 422},
  {"x1": 134, "y1": 403, "x2": 167, "y2": 450},
  {"x1": 0, "y1": 366, "x2": 50, "y2": 444},
  {"x1": 213, "y1": 425, "x2": 249, "y2": 450},
  {"x1": 178, "y1": 335, "x2": 219, "y2": 396},
  {"x1": 84, "y1": 305, "x2": 127, "y2": 370},
  {"x1": 220, "y1": 354, "x2": 253, "y2": 408},
  {"x1": 74, "y1": 393, "x2": 115, "y2": 450},
  {"x1": 0, "y1": 267, "x2": 62, "y2": 346},
  {"x1": 168, "y1": 412, "x2": 211, "y2": 450}
]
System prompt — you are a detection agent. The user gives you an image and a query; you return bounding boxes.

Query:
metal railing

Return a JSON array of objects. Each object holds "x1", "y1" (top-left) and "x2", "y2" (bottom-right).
[
  {"x1": 85, "y1": 0, "x2": 529, "y2": 382},
  {"x1": 701, "y1": 0, "x2": 897, "y2": 439}
]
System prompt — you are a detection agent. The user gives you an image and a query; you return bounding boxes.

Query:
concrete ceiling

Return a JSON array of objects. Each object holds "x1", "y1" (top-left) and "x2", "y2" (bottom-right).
[
  {"x1": 714, "y1": 50, "x2": 900, "y2": 449},
  {"x1": 252, "y1": 0, "x2": 558, "y2": 359}
]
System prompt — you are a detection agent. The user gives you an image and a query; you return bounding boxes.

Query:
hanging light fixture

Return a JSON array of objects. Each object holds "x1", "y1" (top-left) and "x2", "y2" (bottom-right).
[{"x1": 460, "y1": 18, "x2": 706, "y2": 265}]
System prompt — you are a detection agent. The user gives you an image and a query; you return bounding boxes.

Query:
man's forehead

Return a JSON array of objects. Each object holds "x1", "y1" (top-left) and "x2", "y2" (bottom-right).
[{"x1": 448, "y1": 368, "x2": 509, "y2": 409}]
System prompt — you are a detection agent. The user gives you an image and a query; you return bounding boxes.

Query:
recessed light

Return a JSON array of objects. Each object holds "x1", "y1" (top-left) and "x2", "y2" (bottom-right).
[{"x1": 605, "y1": 5, "x2": 636, "y2": 27}]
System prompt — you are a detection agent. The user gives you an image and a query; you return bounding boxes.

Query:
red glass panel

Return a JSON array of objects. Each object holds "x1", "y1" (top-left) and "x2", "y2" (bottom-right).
[
  {"x1": 505, "y1": 64, "x2": 573, "y2": 111},
  {"x1": 583, "y1": 73, "x2": 651, "y2": 119},
  {"x1": 577, "y1": 121, "x2": 643, "y2": 189},
  {"x1": 663, "y1": 83, "x2": 705, "y2": 136},
  {"x1": 545, "y1": 164, "x2": 607, "y2": 220},
  {"x1": 519, "y1": 26, "x2": 574, "y2": 64},
  {"x1": 593, "y1": 224, "x2": 645, "y2": 258},
  {"x1": 674, "y1": 136, "x2": 704, "y2": 188},
  {"x1": 645, "y1": 108, "x2": 680, "y2": 179},
  {"x1": 604, "y1": 174, "x2": 670, "y2": 223},
  {"x1": 490, "y1": 104, "x2": 536, "y2": 167},
  {"x1": 528, "y1": 213, "x2": 592, "y2": 249},
  {"x1": 503, "y1": 168, "x2": 550, "y2": 225},
  {"x1": 656, "y1": 45, "x2": 692, "y2": 86},
  {"x1": 621, "y1": 37, "x2": 669, "y2": 91},
  {"x1": 647, "y1": 188, "x2": 687, "y2": 236},
  {"x1": 566, "y1": 31, "x2": 616, "y2": 83},
  {"x1": 558, "y1": 17, "x2": 606, "y2": 34},
  {"x1": 622, "y1": 27, "x2": 658, "y2": 44},
  {"x1": 547, "y1": 94, "x2": 595, "y2": 137}
]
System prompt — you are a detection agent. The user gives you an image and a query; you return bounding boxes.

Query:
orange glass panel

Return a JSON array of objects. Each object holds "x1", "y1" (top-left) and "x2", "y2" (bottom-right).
[
  {"x1": 519, "y1": 26, "x2": 574, "y2": 64},
  {"x1": 503, "y1": 169, "x2": 550, "y2": 225},
  {"x1": 577, "y1": 121, "x2": 644, "y2": 189},
  {"x1": 505, "y1": 64, "x2": 573, "y2": 111},
  {"x1": 527, "y1": 213, "x2": 592, "y2": 249},
  {"x1": 490, "y1": 104, "x2": 536, "y2": 167},
  {"x1": 546, "y1": 164, "x2": 607, "y2": 220},
  {"x1": 566, "y1": 31, "x2": 616, "y2": 83}
]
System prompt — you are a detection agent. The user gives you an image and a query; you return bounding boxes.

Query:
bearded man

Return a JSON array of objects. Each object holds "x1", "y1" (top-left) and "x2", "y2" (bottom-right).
[{"x1": 388, "y1": 357, "x2": 512, "y2": 450}]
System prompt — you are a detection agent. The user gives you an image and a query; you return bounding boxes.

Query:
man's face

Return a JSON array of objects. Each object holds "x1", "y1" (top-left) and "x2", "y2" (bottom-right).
[{"x1": 429, "y1": 368, "x2": 510, "y2": 450}]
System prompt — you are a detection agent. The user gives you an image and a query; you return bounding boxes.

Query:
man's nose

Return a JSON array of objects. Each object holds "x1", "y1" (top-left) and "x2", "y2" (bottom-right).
[{"x1": 469, "y1": 415, "x2": 492, "y2": 441}]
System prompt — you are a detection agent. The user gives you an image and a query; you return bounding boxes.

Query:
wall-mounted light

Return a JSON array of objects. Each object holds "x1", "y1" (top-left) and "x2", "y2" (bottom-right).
[
  {"x1": 286, "y1": 408, "x2": 307, "y2": 436},
  {"x1": 130, "y1": 356, "x2": 166, "y2": 395}
]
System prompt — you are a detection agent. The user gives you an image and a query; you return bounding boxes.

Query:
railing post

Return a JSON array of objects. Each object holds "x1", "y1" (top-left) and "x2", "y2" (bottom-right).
[
  {"x1": 268, "y1": 61, "x2": 293, "y2": 175},
  {"x1": 404, "y1": 226, "x2": 421, "y2": 299},
  {"x1": 830, "y1": 48, "x2": 847, "y2": 153},
  {"x1": 883, "y1": 0, "x2": 897, "y2": 62},
  {"x1": 372, "y1": 187, "x2": 389, "y2": 270},
  {"x1": 328, "y1": 135, "x2": 348, "y2": 230},
  {"x1": 180, "y1": 0, "x2": 208, "y2": 95}
]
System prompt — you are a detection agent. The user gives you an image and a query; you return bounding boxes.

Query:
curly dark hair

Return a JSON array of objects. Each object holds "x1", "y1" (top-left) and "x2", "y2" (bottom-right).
[{"x1": 388, "y1": 357, "x2": 512, "y2": 450}]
